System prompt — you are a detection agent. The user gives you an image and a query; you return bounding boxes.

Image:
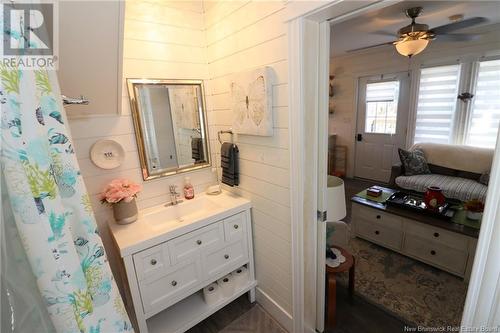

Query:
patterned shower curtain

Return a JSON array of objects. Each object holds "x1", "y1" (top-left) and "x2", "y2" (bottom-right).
[{"x1": 0, "y1": 65, "x2": 133, "y2": 332}]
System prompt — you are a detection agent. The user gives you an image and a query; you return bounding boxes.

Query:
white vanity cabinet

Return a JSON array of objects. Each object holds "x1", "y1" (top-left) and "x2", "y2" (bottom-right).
[{"x1": 109, "y1": 194, "x2": 256, "y2": 333}]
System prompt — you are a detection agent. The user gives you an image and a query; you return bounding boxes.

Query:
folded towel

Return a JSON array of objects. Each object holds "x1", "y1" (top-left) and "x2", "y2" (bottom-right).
[
  {"x1": 221, "y1": 142, "x2": 239, "y2": 187},
  {"x1": 191, "y1": 137, "x2": 204, "y2": 162}
]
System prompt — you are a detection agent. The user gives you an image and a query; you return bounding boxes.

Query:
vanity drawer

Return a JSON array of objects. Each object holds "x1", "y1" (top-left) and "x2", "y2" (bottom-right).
[
  {"x1": 356, "y1": 219, "x2": 403, "y2": 251},
  {"x1": 133, "y1": 243, "x2": 170, "y2": 281},
  {"x1": 224, "y1": 213, "x2": 246, "y2": 242},
  {"x1": 203, "y1": 240, "x2": 248, "y2": 279},
  {"x1": 403, "y1": 236, "x2": 467, "y2": 275},
  {"x1": 404, "y1": 220, "x2": 468, "y2": 251},
  {"x1": 168, "y1": 222, "x2": 224, "y2": 264},
  {"x1": 140, "y1": 259, "x2": 202, "y2": 316},
  {"x1": 353, "y1": 203, "x2": 403, "y2": 230}
]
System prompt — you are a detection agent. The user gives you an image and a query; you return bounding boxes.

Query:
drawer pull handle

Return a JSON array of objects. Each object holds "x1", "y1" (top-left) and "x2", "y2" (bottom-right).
[
  {"x1": 196, "y1": 240, "x2": 202, "y2": 245},
  {"x1": 375, "y1": 230, "x2": 380, "y2": 235},
  {"x1": 376, "y1": 215, "x2": 381, "y2": 219},
  {"x1": 433, "y1": 232, "x2": 440, "y2": 238},
  {"x1": 150, "y1": 259, "x2": 157, "y2": 265},
  {"x1": 171, "y1": 280, "x2": 177, "y2": 286},
  {"x1": 233, "y1": 224, "x2": 239, "y2": 229},
  {"x1": 430, "y1": 250, "x2": 436, "y2": 256},
  {"x1": 224, "y1": 254, "x2": 230, "y2": 259}
]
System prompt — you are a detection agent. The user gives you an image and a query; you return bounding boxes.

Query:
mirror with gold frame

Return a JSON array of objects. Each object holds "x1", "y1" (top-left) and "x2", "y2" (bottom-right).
[{"x1": 127, "y1": 79, "x2": 211, "y2": 180}]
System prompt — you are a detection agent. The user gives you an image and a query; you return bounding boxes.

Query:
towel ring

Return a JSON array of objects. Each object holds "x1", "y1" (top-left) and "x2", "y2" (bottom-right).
[{"x1": 218, "y1": 130, "x2": 233, "y2": 144}]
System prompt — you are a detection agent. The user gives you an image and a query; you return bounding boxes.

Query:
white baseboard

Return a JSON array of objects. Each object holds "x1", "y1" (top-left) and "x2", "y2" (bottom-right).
[{"x1": 256, "y1": 288, "x2": 293, "y2": 332}]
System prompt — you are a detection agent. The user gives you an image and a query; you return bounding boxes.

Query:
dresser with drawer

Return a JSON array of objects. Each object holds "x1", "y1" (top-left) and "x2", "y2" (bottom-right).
[
  {"x1": 110, "y1": 198, "x2": 256, "y2": 333},
  {"x1": 352, "y1": 202, "x2": 477, "y2": 279}
]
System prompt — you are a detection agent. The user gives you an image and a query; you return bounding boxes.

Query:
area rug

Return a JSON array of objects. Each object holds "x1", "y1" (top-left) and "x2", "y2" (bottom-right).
[{"x1": 336, "y1": 238, "x2": 468, "y2": 327}]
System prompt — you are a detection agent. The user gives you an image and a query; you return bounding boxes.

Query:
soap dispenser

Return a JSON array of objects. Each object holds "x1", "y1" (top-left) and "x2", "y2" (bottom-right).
[{"x1": 183, "y1": 177, "x2": 194, "y2": 200}]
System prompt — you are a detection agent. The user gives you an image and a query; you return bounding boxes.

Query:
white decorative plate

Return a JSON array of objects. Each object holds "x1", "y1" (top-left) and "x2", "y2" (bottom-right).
[{"x1": 90, "y1": 139, "x2": 125, "y2": 169}]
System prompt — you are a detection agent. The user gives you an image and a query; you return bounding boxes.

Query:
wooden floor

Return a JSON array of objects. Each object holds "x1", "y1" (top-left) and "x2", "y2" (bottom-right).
[
  {"x1": 327, "y1": 282, "x2": 408, "y2": 333},
  {"x1": 187, "y1": 295, "x2": 285, "y2": 333}
]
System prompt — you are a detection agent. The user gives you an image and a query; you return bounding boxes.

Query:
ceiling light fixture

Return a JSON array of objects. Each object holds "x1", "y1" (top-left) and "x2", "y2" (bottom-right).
[{"x1": 394, "y1": 32, "x2": 430, "y2": 58}]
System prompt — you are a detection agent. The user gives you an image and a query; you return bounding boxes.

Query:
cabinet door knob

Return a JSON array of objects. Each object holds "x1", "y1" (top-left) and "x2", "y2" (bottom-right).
[
  {"x1": 224, "y1": 254, "x2": 229, "y2": 259},
  {"x1": 433, "y1": 232, "x2": 440, "y2": 238},
  {"x1": 375, "y1": 230, "x2": 380, "y2": 235},
  {"x1": 430, "y1": 250, "x2": 436, "y2": 256},
  {"x1": 196, "y1": 240, "x2": 202, "y2": 245},
  {"x1": 376, "y1": 215, "x2": 381, "y2": 219},
  {"x1": 150, "y1": 259, "x2": 157, "y2": 265},
  {"x1": 233, "y1": 224, "x2": 239, "y2": 229},
  {"x1": 171, "y1": 280, "x2": 177, "y2": 286}
]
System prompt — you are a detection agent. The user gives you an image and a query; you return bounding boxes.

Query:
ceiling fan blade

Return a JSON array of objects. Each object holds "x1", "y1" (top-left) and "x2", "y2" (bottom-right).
[
  {"x1": 437, "y1": 34, "x2": 481, "y2": 42},
  {"x1": 373, "y1": 30, "x2": 396, "y2": 37},
  {"x1": 346, "y1": 41, "x2": 395, "y2": 53},
  {"x1": 431, "y1": 17, "x2": 488, "y2": 34}
]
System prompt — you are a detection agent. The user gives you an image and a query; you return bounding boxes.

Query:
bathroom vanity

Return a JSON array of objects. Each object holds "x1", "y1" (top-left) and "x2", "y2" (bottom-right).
[{"x1": 109, "y1": 192, "x2": 256, "y2": 333}]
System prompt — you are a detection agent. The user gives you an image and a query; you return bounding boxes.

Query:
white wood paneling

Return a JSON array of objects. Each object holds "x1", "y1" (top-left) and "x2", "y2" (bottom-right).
[
  {"x1": 205, "y1": 1, "x2": 293, "y2": 325},
  {"x1": 67, "y1": 1, "x2": 293, "y2": 328},
  {"x1": 67, "y1": 1, "x2": 213, "y2": 296}
]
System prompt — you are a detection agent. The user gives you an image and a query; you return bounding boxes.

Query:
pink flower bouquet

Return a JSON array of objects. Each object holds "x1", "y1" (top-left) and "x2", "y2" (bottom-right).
[{"x1": 100, "y1": 178, "x2": 142, "y2": 205}]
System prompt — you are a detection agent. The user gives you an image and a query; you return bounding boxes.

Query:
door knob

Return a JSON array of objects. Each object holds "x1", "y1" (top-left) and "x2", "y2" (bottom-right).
[
  {"x1": 196, "y1": 240, "x2": 202, "y2": 245},
  {"x1": 224, "y1": 254, "x2": 229, "y2": 259},
  {"x1": 150, "y1": 259, "x2": 157, "y2": 265}
]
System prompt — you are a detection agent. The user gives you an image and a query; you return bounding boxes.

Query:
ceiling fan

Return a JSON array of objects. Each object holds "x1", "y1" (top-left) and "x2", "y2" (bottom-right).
[{"x1": 348, "y1": 7, "x2": 488, "y2": 57}]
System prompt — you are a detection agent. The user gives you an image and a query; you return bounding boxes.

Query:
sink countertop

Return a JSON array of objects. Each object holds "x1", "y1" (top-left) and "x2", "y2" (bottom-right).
[{"x1": 108, "y1": 191, "x2": 252, "y2": 257}]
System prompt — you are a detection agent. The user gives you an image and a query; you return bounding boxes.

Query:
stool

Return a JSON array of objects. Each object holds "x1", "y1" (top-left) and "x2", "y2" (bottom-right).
[{"x1": 326, "y1": 246, "x2": 355, "y2": 328}]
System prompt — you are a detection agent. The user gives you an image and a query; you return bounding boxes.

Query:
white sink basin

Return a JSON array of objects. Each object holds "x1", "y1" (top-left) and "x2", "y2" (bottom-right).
[
  {"x1": 108, "y1": 191, "x2": 252, "y2": 257},
  {"x1": 143, "y1": 195, "x2": 223, "y2": 227}
]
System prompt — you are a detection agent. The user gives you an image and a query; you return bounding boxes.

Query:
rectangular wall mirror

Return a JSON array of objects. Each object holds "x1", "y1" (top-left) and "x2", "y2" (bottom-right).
[{"x1": 127, "y1": 79, "x2": 211, "y2": 180}]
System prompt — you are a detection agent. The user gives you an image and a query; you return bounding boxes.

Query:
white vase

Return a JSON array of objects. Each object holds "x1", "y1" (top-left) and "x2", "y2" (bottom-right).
[{"x1": 113, "y1": 198, "x2": 138, "y2": 224}]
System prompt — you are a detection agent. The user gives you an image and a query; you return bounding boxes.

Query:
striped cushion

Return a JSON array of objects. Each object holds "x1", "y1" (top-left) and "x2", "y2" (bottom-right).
[{"x1": 395, "y1": 174, "x2": 488, "y2": 202}]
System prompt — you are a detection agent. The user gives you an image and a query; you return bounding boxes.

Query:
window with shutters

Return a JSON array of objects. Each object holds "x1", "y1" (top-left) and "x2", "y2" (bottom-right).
[
  {"x1": 414, "y1": 65, "x2": 461, "y2": 144},
  {"x1": 413, "y1": 58, "x2": 500, "y2": 148},
  {"x1": 466, "y1": 59, "x2": 500, "y2": 148},
  {"x1": 364, "y1": 81, "x2": 400, "y2": 134}
]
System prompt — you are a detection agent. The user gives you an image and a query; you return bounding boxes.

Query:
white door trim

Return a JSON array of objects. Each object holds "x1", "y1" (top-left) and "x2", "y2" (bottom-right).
[
  {"x1": 461, "y1": 130, "x2": 500, "y2": 329},
  {"x1": 315, "y1": 20, "x2": 331, "y2": 333},
  {"x1": 288, "y1": 16, "x2": 306, "y2": 333}
]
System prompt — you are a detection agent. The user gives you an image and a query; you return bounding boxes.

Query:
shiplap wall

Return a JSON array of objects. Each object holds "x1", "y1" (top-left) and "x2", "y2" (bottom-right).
[
  {"x1": 67, "y1": 0, "x2": 293, "y2": 329},
  {"x1": 330, "y1": 28, "x2": 500, "y2": 177},
  {"x1": 67, "y1": 0, "x2": 216, "y2": 287},
  {"x1": 203, "y1": 1, "x2": 293, "y2": 327}
]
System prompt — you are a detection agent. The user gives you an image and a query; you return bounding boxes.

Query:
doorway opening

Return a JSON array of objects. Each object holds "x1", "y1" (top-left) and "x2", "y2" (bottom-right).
[{"x1": 322, "y1": 1, "x2": 500, "y2": 332}]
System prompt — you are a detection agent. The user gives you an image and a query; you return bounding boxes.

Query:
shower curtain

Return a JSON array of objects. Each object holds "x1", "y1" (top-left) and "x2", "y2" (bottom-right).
[{"x1": 0, "y1": 65, "x2": 133, "y2": 332}]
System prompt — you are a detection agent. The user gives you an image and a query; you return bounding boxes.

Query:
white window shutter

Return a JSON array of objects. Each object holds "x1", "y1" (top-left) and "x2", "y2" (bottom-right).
[
  {"x1": 466, "y1": 59, "x2": 500, "y2": 148},
  {"x1": 414, "y1": 64, "x2": 461, "y2": 144}
]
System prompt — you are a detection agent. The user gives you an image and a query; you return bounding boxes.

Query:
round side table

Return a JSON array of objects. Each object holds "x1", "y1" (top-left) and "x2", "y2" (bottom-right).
[{"x1": 326, "y1": 246, "x2": 355, "y2": 328}]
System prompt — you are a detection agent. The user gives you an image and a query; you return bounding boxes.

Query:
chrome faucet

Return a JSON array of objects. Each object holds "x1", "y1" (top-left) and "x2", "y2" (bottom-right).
[{"x1": 167, "y1": 185, "x2": 183, "y2": 206}]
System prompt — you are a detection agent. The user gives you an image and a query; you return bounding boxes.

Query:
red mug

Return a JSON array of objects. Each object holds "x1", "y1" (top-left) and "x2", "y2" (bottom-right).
[{"x1": 424, "y1": 186, "x2": 446, "y2": 211}]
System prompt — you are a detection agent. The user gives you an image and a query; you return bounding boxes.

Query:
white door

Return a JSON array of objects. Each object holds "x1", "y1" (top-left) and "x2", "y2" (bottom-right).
[{"x1": 354, "y1": 73, "x2": 410, "y2": 182}]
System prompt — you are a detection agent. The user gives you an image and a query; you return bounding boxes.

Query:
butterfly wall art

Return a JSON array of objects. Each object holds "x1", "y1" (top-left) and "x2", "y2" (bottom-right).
[{"x1": 230, "y1": 67, "x2": 273, "y2": 136}]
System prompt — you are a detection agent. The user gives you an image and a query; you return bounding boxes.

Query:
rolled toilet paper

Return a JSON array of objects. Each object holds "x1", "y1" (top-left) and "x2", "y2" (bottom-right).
[
  {"x1": 203, "y1": 283, "x2": 221, "y2": 306},
  {"x1": 217, "y1": 274, "x2": 235, "y2": 298},
  {"x1": 231, "y1": 266, "x2": 249, "y2": 289}
]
